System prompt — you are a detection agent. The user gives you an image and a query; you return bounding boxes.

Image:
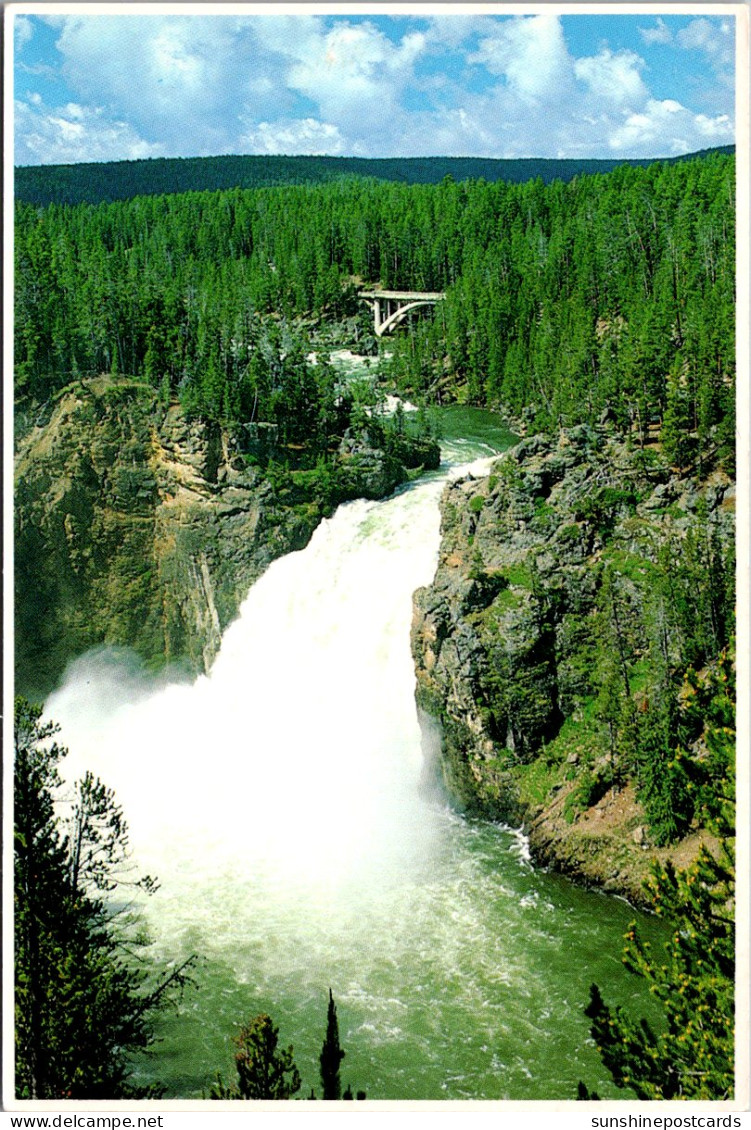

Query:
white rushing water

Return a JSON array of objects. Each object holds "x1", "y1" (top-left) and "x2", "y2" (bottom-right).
[
  {"x1": 46, "y1": 445, "x2": 496, "y2": 954},
  {"x1": 42, "y1": 437, "x2": 663, "y2": 1099}
]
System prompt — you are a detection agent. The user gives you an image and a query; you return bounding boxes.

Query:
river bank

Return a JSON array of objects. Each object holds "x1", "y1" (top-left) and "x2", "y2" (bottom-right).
[{"x1": 411, "y1": 423, "x2": 734, "y2": 907}]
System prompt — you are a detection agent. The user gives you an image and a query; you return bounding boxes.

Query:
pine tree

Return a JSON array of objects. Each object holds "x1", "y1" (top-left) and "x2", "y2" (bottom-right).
[
  {"x1": 319, "y1": 988, "x2": 345, "y2": 1100},
  {"x1": 210, "y1": 1014, "x2": 301, "y2": 1100},
  {"x1": 635, "y1": 695, "x2": 694, "y2": 846},
  {"x1": 584, "y1": 840, "x2": 734, "y2": 1099},
  {"x1": 14, "y1": 699, "x2": 193, "y2": 1099},
  {"x1": 661, "y1": 363, "x2": 695, "y2": 469},
  {"x1": 581, "y1": 662, "x2": 735, "y2": 1100}
]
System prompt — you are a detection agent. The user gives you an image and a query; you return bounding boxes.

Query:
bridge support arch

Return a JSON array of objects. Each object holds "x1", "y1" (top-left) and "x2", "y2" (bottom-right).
[{"x1": 359, "y1": 289, "x2": 446, "y2": 337}]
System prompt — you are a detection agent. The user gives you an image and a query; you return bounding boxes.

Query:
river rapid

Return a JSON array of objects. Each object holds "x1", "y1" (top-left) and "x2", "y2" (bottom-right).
[{"x1": 44, "y1": 407, "x2": 665, "y2": 1100}]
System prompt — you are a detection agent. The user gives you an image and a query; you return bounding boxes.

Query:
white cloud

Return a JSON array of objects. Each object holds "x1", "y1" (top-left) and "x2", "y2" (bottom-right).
[
  {"x1": 13, "y1": 13, "x2": 736, "y2": 165},
  {"x1": 422, "y1": 15, "x2": 500, "y2": 52},
  {"x1": 574, "y1": 48, "x2": 648, "y2": 106},
  {"x1": 608, "y1": 97, "x2": 733, "y2": 154},
  {"x1": 693, "y1": 112, "x2": 734, "y2": 140},
  {"x1": 459, "y1": 15, "x2": 734, "y2": 160},
  {"x1": 677, "y1": 17, "x2": 733, "y2": 65},
  {"x1": 49, "y1": 16, "x2": 284, "y2": 155},
  {"x1": 14, "y1": 15, "x2": 34, "y2": 52},
  {"x1": 248, "y1": 15, "x2": 322, "y2": 61},
  {"x1": 470, "y1": 15, "x2": 573, "y2": 102},
  {"x1": 639, "y1": 18, "x2": 672, "y2": 47},
  {"x1": 284, "y1": 19, "x2": 427, "y2": 141},
  {"x1": 677, "y1": 16, "x2": 734, "y2": 92},
  {"x1": 14, "y1": 96, "x2": 164, "y2": 166},
  {"x1": 240, "y1": 117, "x2": 347, "y2": 156}
]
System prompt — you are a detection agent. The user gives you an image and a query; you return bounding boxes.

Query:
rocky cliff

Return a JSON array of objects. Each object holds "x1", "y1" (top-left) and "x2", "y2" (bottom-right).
[
  {"x1": 15, "y1": 376, "x2": 438, "y2": 699},
  {"x1": 411, "y1": 425, "x2": 734, "y2": 904}
]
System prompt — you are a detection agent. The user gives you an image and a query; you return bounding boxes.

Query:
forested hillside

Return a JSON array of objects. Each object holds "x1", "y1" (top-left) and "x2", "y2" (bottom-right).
[
  {"x1": 13, "y1": 145, "x2": 737, "y2": 1101},
  {"x1": 14, "y1": 145, "x2": 733, "y2": 207},
  {"x1": 15, "y1": 150, "x2": 735, "y2": 473},
  {"x1": 413, "y1": 426, "x2": 735, "y2": 874}
]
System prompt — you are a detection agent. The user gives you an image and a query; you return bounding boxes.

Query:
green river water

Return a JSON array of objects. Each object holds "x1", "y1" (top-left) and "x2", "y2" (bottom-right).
[{"x1": 45, "y1": 404, "x2": 668, "y2": 1101}]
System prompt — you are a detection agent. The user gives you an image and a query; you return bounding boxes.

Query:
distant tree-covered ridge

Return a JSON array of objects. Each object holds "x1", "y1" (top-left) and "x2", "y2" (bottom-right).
[
  {"x1": 14, "y1": 146, "x2": 734, "y2": 207},
  {"x1": 15, "y1": 150, "x2": 734, "y2": 472}
]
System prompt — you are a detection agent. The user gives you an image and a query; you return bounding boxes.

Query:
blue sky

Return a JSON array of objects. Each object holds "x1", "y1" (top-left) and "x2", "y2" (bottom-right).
[{"x1": 12, "y1": 8, "x2": 736, "y2": 166}]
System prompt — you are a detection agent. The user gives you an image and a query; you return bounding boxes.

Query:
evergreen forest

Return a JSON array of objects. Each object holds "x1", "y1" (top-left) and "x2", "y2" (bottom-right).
[
  {"x1": 15, "y1": 150, "x2": 735, "y2": 466},
  {"x1": 13, "y1": 146, "x2": 737, "y2": 1101}
]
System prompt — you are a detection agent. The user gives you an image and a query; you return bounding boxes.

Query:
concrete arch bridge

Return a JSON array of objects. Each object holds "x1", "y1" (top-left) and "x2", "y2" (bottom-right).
[{"x1": 359, "y1": 289, "x2": 446, "y2": 337}]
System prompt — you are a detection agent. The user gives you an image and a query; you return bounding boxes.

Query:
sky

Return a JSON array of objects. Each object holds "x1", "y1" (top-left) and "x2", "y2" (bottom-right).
[{"x1": 11, "y1": 6, "x2": 737, "y2": 166}]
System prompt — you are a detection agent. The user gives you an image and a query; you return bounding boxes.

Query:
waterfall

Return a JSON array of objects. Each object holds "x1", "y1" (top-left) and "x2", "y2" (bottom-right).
[
  {"x1": 46, "y1": 449, "x2": 493, "y2": 899},
  {"x1": 41, "y1": 441, "x2": 662, "y2": 1100}
]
